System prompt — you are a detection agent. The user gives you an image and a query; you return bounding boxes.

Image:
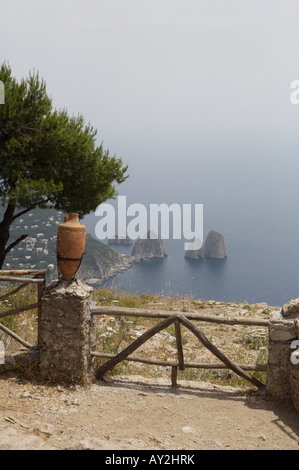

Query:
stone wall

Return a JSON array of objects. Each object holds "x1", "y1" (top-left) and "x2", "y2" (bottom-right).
[
  {"x1": 38, "y1": 279, "x2": 94, "y2": 384},
  {"x1": 266, "y1": 298, "x2": 299, "y2": 412}
]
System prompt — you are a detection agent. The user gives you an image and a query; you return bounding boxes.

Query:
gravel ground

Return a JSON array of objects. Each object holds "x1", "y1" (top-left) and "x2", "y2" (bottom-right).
[{"x1": 0, "y1": 374, "x2": 298, "y2": 450}]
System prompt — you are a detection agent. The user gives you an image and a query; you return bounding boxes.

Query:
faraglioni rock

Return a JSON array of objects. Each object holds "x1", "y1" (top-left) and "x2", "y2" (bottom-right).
[
  {"x1": 131, "y1": 231, "x2": 168, "y2": 262},
  {"x1": 184, "y1": 239, "x2": 205, "y2": 259},
  {"x1": 204, "y1": 230, "x2": 227, "y2": 259}
]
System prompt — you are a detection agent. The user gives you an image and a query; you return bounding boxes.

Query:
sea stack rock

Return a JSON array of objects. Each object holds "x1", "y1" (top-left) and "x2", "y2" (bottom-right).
[
  {"x1": 131, "y1": 231, "x2": 167, "y2": 262},
  {"x1": 184, "y1": 239, "x2": 205, "y2": 259},
  {"x1": 204, "y1": 230, "x2": 227, "y2": 259}
]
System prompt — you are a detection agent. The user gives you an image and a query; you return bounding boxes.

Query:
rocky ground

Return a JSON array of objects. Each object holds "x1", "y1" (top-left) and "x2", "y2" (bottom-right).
[{"x1": 0, "y1": 374, "x2": 298, "y2": 450}]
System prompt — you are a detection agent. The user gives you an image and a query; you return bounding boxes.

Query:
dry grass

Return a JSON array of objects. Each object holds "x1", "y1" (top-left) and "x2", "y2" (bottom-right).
[
  {"x1": 0, "y1": 283, "x2": 273, "y2": 389},
  {"x1": 92, "y1": 287, "x2": 272, "y2": 389},
  {"x1": 0, "y1": 284, "x2": 38, "y2": 352}
]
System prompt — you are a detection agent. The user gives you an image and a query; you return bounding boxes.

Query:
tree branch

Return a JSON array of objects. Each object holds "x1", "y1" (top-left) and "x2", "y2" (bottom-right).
[
  {"x1": 5, "y1": 234, "x2": 28, "y2": 254},
  {"x1": 11, "y1": 198, "x2": 54, "y2": 222},
  {"x1": 11, "y1": 206, "x2": 36, "y2": 222}
]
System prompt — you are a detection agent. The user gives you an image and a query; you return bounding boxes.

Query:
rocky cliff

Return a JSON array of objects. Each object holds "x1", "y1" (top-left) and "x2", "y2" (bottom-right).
[
  {"x1": 185, "y1": 231, "x2": 227, "y2": 260},
  {"x1": 78, "y1": 234, "x2": 134, "y2": 284},
  {"x1": 131, "y1": 231, "x2": 168, "y2": 262},
  {"x1": 184, "y1": 239, "x2": 205, "y2": 259},
  {"x1": 204, "y1": 230, "x2": 227, "y2": 259}
]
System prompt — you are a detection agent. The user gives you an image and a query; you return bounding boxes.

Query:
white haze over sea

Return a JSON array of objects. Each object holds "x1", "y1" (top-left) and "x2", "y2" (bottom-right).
[{"x1": 1, "y1": 0, "x2": 299, "y2": 305}]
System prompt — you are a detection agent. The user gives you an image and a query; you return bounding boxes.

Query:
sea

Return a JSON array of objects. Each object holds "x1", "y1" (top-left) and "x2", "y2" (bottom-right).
[{"x1": 83, "y1": 140, "x2": 299, "y2": 307}]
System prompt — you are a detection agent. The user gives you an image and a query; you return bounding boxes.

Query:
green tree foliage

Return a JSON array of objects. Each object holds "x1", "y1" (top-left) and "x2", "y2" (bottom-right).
[{"x1": 0, "y1": 62, "x2": 128, "y2": 268}]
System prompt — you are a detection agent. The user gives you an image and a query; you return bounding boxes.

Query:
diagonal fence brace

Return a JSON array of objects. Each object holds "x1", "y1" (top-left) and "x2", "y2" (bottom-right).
[
  {"x1": 94, "y1": 314, "x2": 178, "y2": 380},
  {"x1": 177, "y1": 314, "x2": 264, "y2": 388}
]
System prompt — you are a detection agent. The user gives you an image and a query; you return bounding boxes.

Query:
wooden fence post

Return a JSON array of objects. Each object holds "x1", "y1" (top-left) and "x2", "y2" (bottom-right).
[
  {"x1": 37, "y1": 273, "x2": 46, "y2": 351},
  {"x1": 175, "y1": 319, "x2": 185, "y2": 371}
]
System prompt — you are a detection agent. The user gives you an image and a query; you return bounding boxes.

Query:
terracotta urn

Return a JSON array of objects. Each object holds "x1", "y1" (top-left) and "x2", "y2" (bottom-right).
[{"x1": 56, "y1": 213, "x2": 86, "y2": 281}]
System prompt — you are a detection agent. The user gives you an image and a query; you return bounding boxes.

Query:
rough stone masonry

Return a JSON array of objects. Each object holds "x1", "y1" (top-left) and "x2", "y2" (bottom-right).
[
  {"x1": 266, "y1": 298, "x2": 299, "y2": 412},
  {"x1": 38, "y1": 279, "x2": 94, "y2": 384}
]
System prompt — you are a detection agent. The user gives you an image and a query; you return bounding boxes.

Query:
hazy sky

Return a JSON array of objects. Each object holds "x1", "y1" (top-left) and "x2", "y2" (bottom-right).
[{"x1": 1, "y1": 0, "x2": 299, "y2": 154}]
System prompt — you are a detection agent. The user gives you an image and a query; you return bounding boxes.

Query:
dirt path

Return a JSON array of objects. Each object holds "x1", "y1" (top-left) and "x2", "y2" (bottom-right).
[{"x1": 0, "y1": 374, "x2": 298, "y2": 450}]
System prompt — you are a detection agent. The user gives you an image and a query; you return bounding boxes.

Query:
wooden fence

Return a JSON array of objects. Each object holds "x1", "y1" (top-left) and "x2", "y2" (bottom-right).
[
  {"x1": 91, "y1": 305, "x2": 270, "y2": 388},
  {"x1": 0, "y1": 275, "x2": 271, "y2": 389},
  {"x1": 0, "y1": 269, "x2": 49, "y2": 350}
]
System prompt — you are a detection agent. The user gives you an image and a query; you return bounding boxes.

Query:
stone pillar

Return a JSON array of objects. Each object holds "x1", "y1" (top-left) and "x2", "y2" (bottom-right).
[
  {"x1": 266, "y1": 298, "x2": 299, "y2": 412},
  {"x1": 38, "y1": 279, "x2": 94, "y2": 384}
]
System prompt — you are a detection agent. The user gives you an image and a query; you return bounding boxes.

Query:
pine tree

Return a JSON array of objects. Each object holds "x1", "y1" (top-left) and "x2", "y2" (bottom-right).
[{"x1": 0, "y1": 63, "x2": 128, "y2": 268}]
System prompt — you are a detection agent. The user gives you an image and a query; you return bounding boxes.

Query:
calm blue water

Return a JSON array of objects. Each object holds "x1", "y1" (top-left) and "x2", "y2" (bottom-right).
[{"x1": 84, "y1": 141, "x2": 299, "y2": 307}]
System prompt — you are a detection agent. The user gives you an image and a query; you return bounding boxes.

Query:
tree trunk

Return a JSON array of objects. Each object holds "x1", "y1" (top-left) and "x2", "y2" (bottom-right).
[
  {"x1": 0, "y1": 202, "x2": 16, "y2": 269},
  {"x1": 0, "y1": 201, "x2": 41, "y2": 269}
]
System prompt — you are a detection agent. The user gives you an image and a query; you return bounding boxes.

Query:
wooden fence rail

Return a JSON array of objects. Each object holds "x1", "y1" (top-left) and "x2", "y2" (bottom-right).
[
  {"x1": 0, "y1": 269, "x2": 50, "y2": 277},
  {"x1": 91, "y1": 305, "x2": 269, "y2": 388},
  {"x1": 91, "y1": 351, "x2": 267, "y2": 371},
  {"x1": 0, "y1": 322, "x2": 33, "y2": 349},
  {"x1": 91, "y1": 305, "x2": 269, "y2": 326},
  {"x1": 0, "y1": 269, "x2": 49, "y2": 350}
]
